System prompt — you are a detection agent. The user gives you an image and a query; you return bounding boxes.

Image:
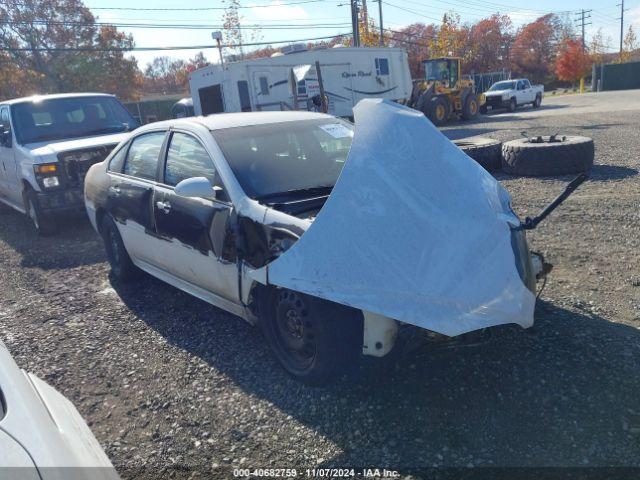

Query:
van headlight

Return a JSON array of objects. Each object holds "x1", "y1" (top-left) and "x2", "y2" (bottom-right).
[{"x1": 42, "y1": 176, "x2": 60, "y2": 188}]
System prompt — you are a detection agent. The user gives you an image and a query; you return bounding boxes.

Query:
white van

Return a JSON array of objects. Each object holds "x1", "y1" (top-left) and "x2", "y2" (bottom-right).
[
  {"x1": 0, "y1": 93, "x2": 138, "y2": 235},
  {"x1": 189, "y1": 46, "x2": 412, "y2": 118}
]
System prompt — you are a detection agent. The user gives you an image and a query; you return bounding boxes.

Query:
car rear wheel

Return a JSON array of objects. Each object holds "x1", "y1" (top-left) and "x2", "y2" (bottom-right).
[
  {"x1": 26, "y1": 190, "x2": 57, "y2": 236},
  {"x1": 533, "y1": 94, "x2": 542, "y2": 108},
  {"x1": 261, "y1": 288, "x2": 363, "y2": 385},
  {"x1": 101, "y1": 215, "x2": 138, "y2": 282}
]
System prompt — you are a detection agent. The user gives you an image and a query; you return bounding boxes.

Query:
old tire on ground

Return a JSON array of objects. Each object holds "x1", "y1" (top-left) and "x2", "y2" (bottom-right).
[
  {"x1": 461, "y1": 94, "x2": 480, "y2": 120},
  {"x1": 25, "y1": 189, "x2": 58, "y2": 236},
  {"x1": 261, "y1": 288, "x2": 363, "y2": 385},
  {"x1": 501, "y1": 136, "x2": 594, "y2": 176},
  {"x1": 428, "y1": 96, "x2": 450, "y2": 126},
  {"x1": 454, "y1": 137, "x2": 502, "y2": 172},
  {"x1": 100, "y1": 215, "x2": 139, "y2": 282}
]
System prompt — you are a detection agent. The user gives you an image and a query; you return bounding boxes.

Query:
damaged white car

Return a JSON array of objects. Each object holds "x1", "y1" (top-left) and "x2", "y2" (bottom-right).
[{"x1": 84, "y1": 99, "x2": 582, "y2": 384}]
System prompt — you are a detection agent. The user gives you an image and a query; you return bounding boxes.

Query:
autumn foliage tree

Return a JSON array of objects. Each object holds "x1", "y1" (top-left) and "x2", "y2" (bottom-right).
[
  {"x1": 0, "y1": 0, "x2": 142, "y2": 100},
  {"x1": 555, "y1": 38, "x2": 593, "y2": 84},
  {"x1": 510, "y1": 14, "x2": 563, "y2": 84}
]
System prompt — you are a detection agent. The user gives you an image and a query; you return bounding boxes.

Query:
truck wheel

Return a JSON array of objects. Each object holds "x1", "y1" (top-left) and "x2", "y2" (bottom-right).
[
  {"x1": 261, "y1": 288, "x2": 363, "y2": 385},
  {"x1": 507, "y1": 97, "x2": 517, "y2": 112},
  {"x1": 454, "y1": 137, "x2": 502, "y2": 172},
  {"x1": 25, "y1": 190, "x2": 58, "y2": 236},
  {"x1": 533, "y1": 94, "x2": 542, "y2": 108},
  {"x1": 100, "y1": 215, "x2": 139, "y2": 282},
  {"x1": 480, "y1": 104, "x2": 488, "y2": 114},
  {"x1": 428, "y1": 96, "x2": 450, "y2": 126},
  {"x1": 501, "y1": 136, "x2": 594, "y2": 176},
  {"x1": 461, "y1": 94, "x2": 480, "y2": 120}
]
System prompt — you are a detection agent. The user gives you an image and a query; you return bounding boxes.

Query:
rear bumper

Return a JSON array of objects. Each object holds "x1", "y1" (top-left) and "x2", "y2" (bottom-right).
[{"x1": 36, "y1": 188, "x2": 85, "y2": 216}]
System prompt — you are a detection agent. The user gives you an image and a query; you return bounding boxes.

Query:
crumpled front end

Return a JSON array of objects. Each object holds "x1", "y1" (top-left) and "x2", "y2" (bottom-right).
[{"x1": 255, "y1": 99, "x2": 536, "y2": 337}]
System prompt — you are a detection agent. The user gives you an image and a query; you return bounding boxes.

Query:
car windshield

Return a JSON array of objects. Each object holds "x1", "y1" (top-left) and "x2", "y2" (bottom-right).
[
  {"x1": 489, "y1": 81, "x2": 516, "y2": 91},
  {"x1": 12, "y1": 96, "x2": 139, "y2": 145},
  {"x1": 211, "y1": 119, "x2": 354, "y2": 199}
]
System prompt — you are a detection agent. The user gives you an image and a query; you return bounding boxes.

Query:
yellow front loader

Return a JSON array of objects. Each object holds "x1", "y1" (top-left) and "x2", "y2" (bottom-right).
[{"x1": 407, "y1": 57, "x2": 485, "y2": 126}]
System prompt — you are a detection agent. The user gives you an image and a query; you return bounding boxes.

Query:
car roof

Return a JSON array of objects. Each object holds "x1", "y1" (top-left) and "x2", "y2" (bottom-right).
[
  {"x1": 137, "y1": 111, "x2": 337, "y2": 132},
  {"x1": 0, "y1": 93, "x2": 115, "y2": 106}
]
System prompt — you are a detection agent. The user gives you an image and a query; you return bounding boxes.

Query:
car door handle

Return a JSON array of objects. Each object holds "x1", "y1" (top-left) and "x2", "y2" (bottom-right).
[
  {"x1": 156, "y1": 201, "x2": 171, "y2": 214},
  {"x1": 108, "y1": 186, "x2": 121, "y2": 196}
]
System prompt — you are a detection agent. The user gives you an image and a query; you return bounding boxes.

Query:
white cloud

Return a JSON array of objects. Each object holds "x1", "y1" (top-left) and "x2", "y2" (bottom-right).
[{"x1": 506, "y1": 10, "x2": 542, "y2": 28}]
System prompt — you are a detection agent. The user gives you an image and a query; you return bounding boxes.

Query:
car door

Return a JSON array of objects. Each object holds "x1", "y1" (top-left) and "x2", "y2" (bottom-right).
[
  {"x1": 0, "y1": 106, "x2": 17, "y2": 204},
  {"x1": 153, "y1": 130, "x2": 239, "y2": 303},
  {"x1": 105, "y1": 130, "x2": 167, "y2": 265},
  {"x1": 522, "y1": 79, "x2": 534, "y2": 103}
]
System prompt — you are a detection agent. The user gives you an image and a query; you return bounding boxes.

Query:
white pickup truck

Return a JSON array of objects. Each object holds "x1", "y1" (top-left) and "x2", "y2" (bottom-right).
[
  {"x1": 482, "y1": 78, "x2": 544, "y2": 113},
  {"x1": 0, "y1": 93, "x2": 138, "y2": 235}
]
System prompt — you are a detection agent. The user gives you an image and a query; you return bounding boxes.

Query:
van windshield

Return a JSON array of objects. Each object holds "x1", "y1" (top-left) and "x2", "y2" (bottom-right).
[
  {"x1": 489, "y1": 81, "x2": 516, "y2": 91},
  {"x1": 212, "y1": 119, "x2": 354, "y2": 199},
  {"x1": 12, "y1": 96, "x2": 139, "y2": 145}
]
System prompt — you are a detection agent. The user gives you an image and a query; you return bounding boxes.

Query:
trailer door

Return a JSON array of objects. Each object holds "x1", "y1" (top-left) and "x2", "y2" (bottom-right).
[
  {"x1": 252, "y1": 71, "x2": 281, "y2": 111},
  {"x1": 317, "y1": 63, "x2": 354, "y2": 117},
  {"x1": 199, "y1": 84, "x2": 225, "y2": 115}
]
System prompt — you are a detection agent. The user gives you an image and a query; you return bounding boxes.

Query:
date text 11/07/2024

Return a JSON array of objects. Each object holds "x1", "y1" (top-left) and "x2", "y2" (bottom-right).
[{"x1": 233, "y1": 468, "x2": 401, "y2": 478}]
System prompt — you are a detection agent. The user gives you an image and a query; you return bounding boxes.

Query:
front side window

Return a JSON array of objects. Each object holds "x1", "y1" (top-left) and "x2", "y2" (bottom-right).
[
  {"x1": 11, "y1": 96, "x2": 139, "y2": 145},
  {"x1": 123, "y1": 131, "x2": 165, "y2": 180},
  {"x1": 375, "y1": 58, "x2": 390, "y2": 76},
  {"x1": 164, "y1": 132, "x2": 217, "y2": 187},
  {"x1": 212, "y1": 119, "x2": 354, "y2": 199}
]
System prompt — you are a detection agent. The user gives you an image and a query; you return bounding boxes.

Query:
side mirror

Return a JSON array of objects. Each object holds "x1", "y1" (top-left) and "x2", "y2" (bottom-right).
[{"x1": 175, "y1": 176, "x2": 218, "y2": 200}]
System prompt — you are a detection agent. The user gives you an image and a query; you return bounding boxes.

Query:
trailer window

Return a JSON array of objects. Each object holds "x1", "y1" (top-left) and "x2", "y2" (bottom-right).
[
  {"x1": 375, "y1": 58, "x2": 389, "y2": 76},
  {"x1": 259, "y1": 77, "x2": 270, "y2": 95},
  {"x1": 297, "y1": 80, "x2": 307, "y2": 96},
  {"x1": 237, "y1": 81, "x2": 252, "y2": 112}
]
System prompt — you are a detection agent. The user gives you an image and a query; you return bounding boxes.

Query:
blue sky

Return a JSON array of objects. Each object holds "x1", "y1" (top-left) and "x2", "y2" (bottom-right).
[{"x1": 86, "y1": 0, "x2": 640, "y2": 69}]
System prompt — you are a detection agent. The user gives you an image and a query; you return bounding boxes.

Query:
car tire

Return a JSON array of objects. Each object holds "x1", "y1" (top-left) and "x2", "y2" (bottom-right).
[
  {"x1": 453, "y1": 137, "x2": 502, "y2": 172},
  {"x1": 100, "y1": 215, "x2": 139, "y2": 282},
  {"x1": 25, "y1": 190, "x2": 58, "y2": 236},
  {"x1": 501, "y1": 136, "x2": 594, "y2": 176},
  {"x1": 533, "y1": 94, "x2": 542, "y2": 108},
  {"x1": 428, "y1": 96, "x2": 450, "y2": 126},
  {"x1": 507, "y1": 97, "x2": 517, "y2": 112},
  {"x1": 461, "y1": 94, "x2": 480, "y2": 120},
  {"x1": 261, "y1": 288, "x2": 363, "y2": 385}
]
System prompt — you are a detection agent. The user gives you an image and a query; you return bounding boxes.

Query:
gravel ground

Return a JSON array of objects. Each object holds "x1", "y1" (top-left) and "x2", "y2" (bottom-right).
[{"x1": 1, "y1": 92, "x2": 639, "y2": 479}]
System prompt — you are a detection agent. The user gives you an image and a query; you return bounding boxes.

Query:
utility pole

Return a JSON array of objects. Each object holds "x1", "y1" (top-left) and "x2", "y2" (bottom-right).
[
  {"x1": 377, "y1": 0, "x2": 384, "y2": 46},
  {"x1": 351, "y1": 0, "x2": 360, "y2": 47},
  {"x1": 617, "y1": 0, "x2": 628, "y2": 56},
  {"x1": 574, "y1": 9, "x2": 592, "y2": 50}
]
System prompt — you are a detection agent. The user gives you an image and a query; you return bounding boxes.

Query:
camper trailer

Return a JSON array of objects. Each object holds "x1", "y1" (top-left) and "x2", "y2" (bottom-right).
[{"x1": 188, "y1": 46, "x2": 412, "y2": 118}]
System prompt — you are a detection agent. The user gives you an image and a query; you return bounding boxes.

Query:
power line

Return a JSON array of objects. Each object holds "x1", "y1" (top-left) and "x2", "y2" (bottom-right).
[
  {"x1": 0, "y1": 33, "x2": 352, "y2": 52},
  {"x1": 0, "y1": 20, "x2": 352, "y2": 30},
  {"x1": 84, "y1": 0, "x2": 329, "y2": 11},
  {"x1": 574, "y1": 9, "x2": 592, "y2": 49}
]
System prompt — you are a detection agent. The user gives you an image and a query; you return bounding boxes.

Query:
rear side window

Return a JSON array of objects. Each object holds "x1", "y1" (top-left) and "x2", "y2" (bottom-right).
[
  {"x1": 108, "y1": 144, "x2": 128, "y2": 173},
  {"x1": 123, "y1": 132, "x2": 165, "y2": 180},
  {"x1": 164, "y1": 132, "x2": 217, "y2": 187}
]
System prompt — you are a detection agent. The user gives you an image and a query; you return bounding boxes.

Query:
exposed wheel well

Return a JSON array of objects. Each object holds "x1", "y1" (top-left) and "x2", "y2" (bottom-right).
[{"x1": 95, "y1": 207, "x2": 108, "y2": 235}]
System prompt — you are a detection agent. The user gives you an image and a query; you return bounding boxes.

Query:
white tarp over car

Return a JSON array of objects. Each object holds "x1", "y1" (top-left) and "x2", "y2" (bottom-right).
[{"x1": 264, "y1": 99, "x2": 536, "y2": 336}]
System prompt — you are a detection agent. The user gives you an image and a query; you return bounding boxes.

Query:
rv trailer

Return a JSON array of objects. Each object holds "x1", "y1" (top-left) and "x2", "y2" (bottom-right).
[{"x1": 188, "y1": 46, "x2": 412, "y2": 118}]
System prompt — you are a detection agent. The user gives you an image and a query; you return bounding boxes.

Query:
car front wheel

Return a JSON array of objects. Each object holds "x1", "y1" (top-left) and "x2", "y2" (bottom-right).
[
  {"x1": 26, "y1": 190, "x2": 57, "y2": 236},
  {"x1": 261, "y1": 288, "x2": 363, "y2": 385},
  {"x1": 101, "y1": 215, "x2": 138, "y2": 282}
]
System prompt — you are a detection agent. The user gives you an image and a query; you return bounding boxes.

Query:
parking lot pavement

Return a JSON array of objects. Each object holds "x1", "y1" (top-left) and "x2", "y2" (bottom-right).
[{"x1": 0, "y1": 90, "x2": 639, "y2": 478}]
